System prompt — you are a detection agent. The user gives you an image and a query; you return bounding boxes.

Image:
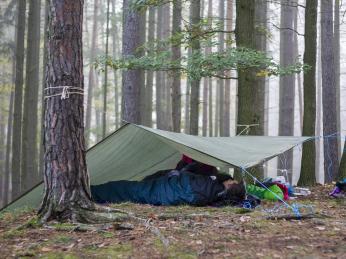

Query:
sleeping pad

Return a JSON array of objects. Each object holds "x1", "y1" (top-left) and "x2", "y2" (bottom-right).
[{"x1": 91, "y1": 171, "x2": 225, "y2": 206}]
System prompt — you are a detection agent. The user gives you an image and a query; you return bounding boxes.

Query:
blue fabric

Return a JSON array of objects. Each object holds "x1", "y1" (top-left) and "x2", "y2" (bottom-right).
[{"x1": 91, "y1": 171, "x2": 224, "y2": 206}]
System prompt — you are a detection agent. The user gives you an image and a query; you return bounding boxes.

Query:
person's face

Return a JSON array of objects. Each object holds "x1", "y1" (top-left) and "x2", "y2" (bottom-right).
[{"x1": 223, "y1": 179, "x2": 238, "y2": 190}]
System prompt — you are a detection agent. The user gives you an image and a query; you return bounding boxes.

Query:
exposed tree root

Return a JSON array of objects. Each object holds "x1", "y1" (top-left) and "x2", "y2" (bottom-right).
[{"x1": 38, "y1": 203, "x2": 169, "y2": 247}]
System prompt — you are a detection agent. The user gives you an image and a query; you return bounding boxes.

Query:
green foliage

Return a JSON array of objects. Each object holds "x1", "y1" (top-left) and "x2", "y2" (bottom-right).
[{"x1": 97, "y1": 46, "x2": 308, "y2": 81}]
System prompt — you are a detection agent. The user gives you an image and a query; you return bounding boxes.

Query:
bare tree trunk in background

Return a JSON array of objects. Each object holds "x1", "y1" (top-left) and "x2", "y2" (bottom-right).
[
  {"x1": 172, "y1": 0, "x2": 182, "y2": 132},
  {"x1": 39, "y1": 1, "x2": 50, "y2": 181},
  {"x1": 139, "y1": 8, "x2": 147, "y2": 125},
  {"x1": 122, "y1": 0, "x2": 141, "y2": 123},
  {"x1": 39, "y1": 0, "x2": 93, "y2": 221},
  {"x1": 111, "y1": 0, "x2": 121, "y2": 129},
  {"x1": 278, "y1": 0, "x2": 295, "y2": 182},
  {"x1": 11, "y1": 0, "x2": 26, "y2": 199},
  {"x1": 224, "y1": 0, "x2": 233, "y2": 137},
  {"x1": 4, "y1": 49, "x2": 16, "y2": 206},
  {"x1": 298, "y1": 0, "x2": 317, "y2": 186},
  {"x1": 86, "y1": 0, "x2": 99, "y2": 144},
  {"x1": 218, "y1": 0, "x2": 225, "y2": 136},
  {"x1": 189, "y1": 0, "x2": 201, "y2": 135},
  {"x1": 206, "y1": 0, "x2": 213, "y2": 136},
  {"x1": 316, "y1": 17, "x2": 323, "y2": 183},
  {"x1": 21, "y1": 0, "x2": 41, "y2": 192},
  {"x1": 184, "y1": 78, "x2": 190, "y2": 133},
  {"x1": 0, "y1": 101, "x2": 5, "y2": 206},
  {"x1": 144, "y1": 7, "x2": 155, "y2": 127},
  {"x1": 102, "y1": 0, "x2": 111, "y2": 138},
  {"x1": 163, "y1": 4, "x2": 172, "y2": 130},
  {"x1": 334, "y1": 0, "x2": 341, "y2": 160},
  {"x1": 335, "y1": 0, "x2": 346, "y2": 179},
  {"x1": 156, "y1": 6, "x2": 164, "y2": 129},
  {"x1": 321, "y1": 0, "x2": 338, "y2": 182}
]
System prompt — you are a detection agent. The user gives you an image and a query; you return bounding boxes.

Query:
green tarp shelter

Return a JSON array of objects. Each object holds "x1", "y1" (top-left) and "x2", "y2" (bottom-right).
[{"x1": 1, "y1": 123, "x2": 312, "y2": 211}]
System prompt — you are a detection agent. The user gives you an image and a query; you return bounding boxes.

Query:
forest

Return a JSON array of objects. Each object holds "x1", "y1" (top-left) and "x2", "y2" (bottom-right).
[{"x1": 0, "y1": 0, "x2": 345, "y2": 258}]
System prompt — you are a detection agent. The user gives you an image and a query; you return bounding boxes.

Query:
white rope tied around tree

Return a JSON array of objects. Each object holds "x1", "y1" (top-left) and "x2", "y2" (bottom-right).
[{"x1": 44, "y1": 86, "x2": 84, "y2": 100}]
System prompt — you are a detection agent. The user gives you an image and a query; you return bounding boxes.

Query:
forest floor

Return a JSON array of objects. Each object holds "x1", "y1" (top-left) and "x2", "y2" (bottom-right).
[{"x1": 0, "y1": 184, "x2": 345, "y2": 259}]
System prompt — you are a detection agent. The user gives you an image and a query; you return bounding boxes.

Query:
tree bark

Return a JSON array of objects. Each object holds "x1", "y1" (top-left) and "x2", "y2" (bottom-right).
[
  {"x1": 39, "y1": 0, "x2": 93, "y2": 221},
  {"x1": 321, "y1": 0, "x2": 338, "y2": 182},
  {"x1": 122, "y1": 0, "x2": 141, "y2": 123},
  {"x1": 111, "y1": 0, "x2": 120, "y2": 129},
  {"x1": 218, "y1": 0, "x2": 225, "y2": 136},
  {"x1": 21, "y1": 0, "x2": 41, "y2": 192},
  {"x1": 189, "y1": 0, "x2": 201, "y2": 135},
  {"x1": 334, "y1": 0, "x2": 341, "y2": 160},
  {"x1": 11, "y1": 0, "x2": 26, "y2": 199},
  {"x1": 171, "y1": 0, "x2": 182, "y2": 132},
  {"x1": 224, "y1": 0, "x2": 233, "y2": 137},
  {"x1": 138, "y1": 8, "x2": 147, "y2": 125},
  {"x1": 85, "y1": 0, "x2": 99, "y2": 145},
  {"x1": 102, "y1": 0, "x2": 111, "y2": 138},
  {"x1": 298, "y1": 0, "x2": 317, "y2": 186},
  {"x1": 143, "y1": 6, "x2": 155, "y2": 127},
  {"x1": 278, "y1": 0, "x2": 295, "y2": 182},
  {"x1": 156, "y1": 6, "x2": 164, "y2": 129}
]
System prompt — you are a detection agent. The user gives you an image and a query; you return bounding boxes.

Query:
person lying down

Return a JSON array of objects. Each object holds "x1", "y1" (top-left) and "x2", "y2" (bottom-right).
[{"x1": 91, "y1": 158, "x2": 247, "y2": 206}]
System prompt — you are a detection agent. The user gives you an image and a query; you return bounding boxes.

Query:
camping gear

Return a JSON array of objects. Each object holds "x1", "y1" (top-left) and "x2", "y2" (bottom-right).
[
  {"x1": 246, "y1": 184, "x2": 284, "y2": 201},
  {"x1": 91, "y1": 171, "x2": 228, "y2": 206},
  {"x1": 0, "y1": 123, "x2": 312, "y2": 212},
  {"x1": 293, "y1": 187, "x2": 311, "y2": 196},
  {"x1": 329, "y1": 178, "x2": 346, "y2": 198}
]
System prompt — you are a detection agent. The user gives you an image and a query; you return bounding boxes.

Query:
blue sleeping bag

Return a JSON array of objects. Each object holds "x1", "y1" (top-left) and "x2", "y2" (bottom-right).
[{"x1": 90, "y1": 171, "x2": 225, "y2": 206}]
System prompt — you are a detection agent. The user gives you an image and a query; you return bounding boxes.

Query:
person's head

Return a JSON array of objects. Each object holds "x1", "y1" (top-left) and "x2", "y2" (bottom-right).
[{"x1": 221, "y1": 179, "x2": 246, "y2": 202}]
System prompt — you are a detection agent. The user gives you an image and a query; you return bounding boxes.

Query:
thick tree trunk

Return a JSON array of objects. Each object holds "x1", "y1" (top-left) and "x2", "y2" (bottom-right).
[
  {"x1": 189, "y1": 0, "x2": 201, "y2": 135},
  {"x1": 21, "y1": 0, "x2": 41, "y2": 192},
  {"x1": 39, "y1": 0, "x2": 93, "y2": 221},
  {"x1": 172, "y1": 0, "x2": 182, "y2": 132},
  {"x1": 321, "y1": 0, "x2": 338, "y2": 182},
  {"x1": 278, "y1": 0, "x2": 295, "y2": 182},
  {"x1": 122, "y1": 0, "x2": 141, "y2": 123},
  {"x1": 11, "y1": 0, "x2": 26, "y2": 199},
  {"x1": 298, "y1": 0, "x2": 317, "y2": 186},
  {"x1": 235, "y1": 0, "x2": 263, "y2": 135},
  {"x1": 184, "y1": 80, "x2": 190, "y2": 133},
  {"x1": 102, "y1": 0, "x2": 111, "y2": 138}
]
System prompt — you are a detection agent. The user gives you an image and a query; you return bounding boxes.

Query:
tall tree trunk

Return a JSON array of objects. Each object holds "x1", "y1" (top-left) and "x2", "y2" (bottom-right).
[
  {"x1": 218, "y1": 0, "x2": 225, "y2": 136},
  {"x1": 139, "y1": 8, "x2": 147, "y2": 125},
  {"x1": 321, "y1": 0, "x2": 338, "y2": 182},
  {"x1": 144, "y1": 7, "x2": 155, "y2": 127},
  {"x1": 184, "y1": 80, "x2": 190, "y2": 133},
  {"x1": 235, "y1": 0, "x2": 263, "y2": 135},
  {"x1": 122, "y1": 0, "x2": 141, "y2": 123},
  {"x1": 39, "y1": 0, "x2": 50, "y2": 181},
  {"x1": 111, "y1": 0, "x2": 120, "y2": 129},
  {"x1": 334, "y1": 0, "x2": 341, "y2": 160},
  {"x1": 278, "y1": 0, "x2": 295, "y2": 182},
  {"x1": 4, "y1": 52, "x2": 16, "y2": 206},
  {"x1": 11, "y1": 0, "x2": 26, "y2": 199},
  {"x1": 85, "y1": 0, "x2": 99, "y2": 145},
  {"x1": 207, "y1": 0, "x2": 213, "y2": 137},
  {"x1": 172, "y1": 0, "x2": 182, "y2": 132},
  {"x1": 0, "y1": 101, "x2": 5, "y2": 206},
  {"x1": 21, "y1": 0, "x2": 41, "y2": 192},
  {"x1": 102, "y1": 0, "x2": 111, "y2": 138},
  {"x1": 224, "y1": 0, "x2": 233, "y2": 137},
  {"x1": 298, "y1": 0, "x2": 317, "y2": 186},
  {"x1": 39, "y1": 0, "x2": 93, "y2": 221},
  {"x1": 156, "y1": 6, "x2": 164, "y2": 129},
  {"x1": 189, "y1": 0, "x2": 201, "y2": 135}
]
